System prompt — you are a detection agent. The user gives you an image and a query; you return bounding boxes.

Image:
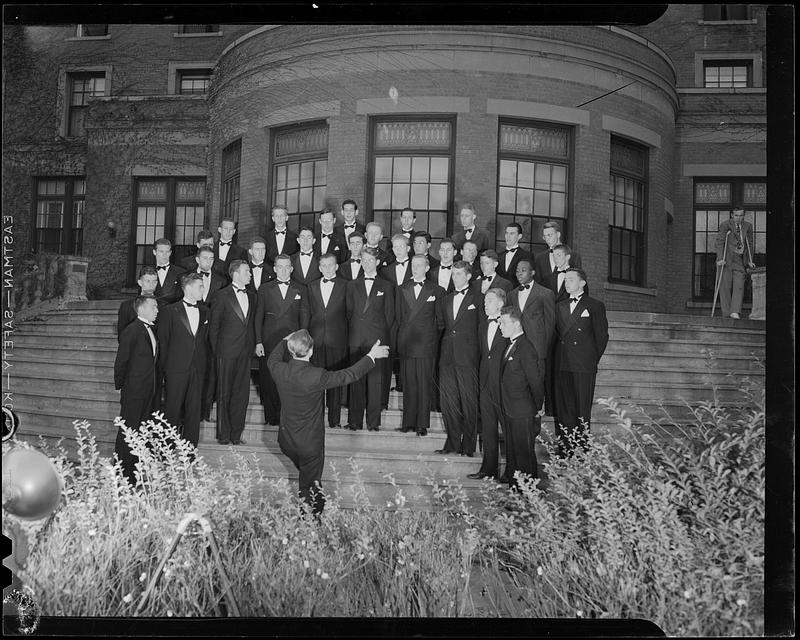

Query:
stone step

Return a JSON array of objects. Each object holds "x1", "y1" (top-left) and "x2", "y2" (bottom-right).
[
  {"x1": 65, "y1": 299, "x2": 129, "y2": 310},
  {"x1": 8, "y1": 344, "x2": 118, "y2": 362},
  {"x1": 606, "y1": 310, "x2": 764, "y2": 327},
  {"x1": 14, "y1": 321, "x2": 118, "y2": 335},
  {"x1": 9, "y1": 334, "x2": 114, "y2": 349},
  {"x1": 599, "y1": 352, "x2": 764, "y2": 371},
  {"x1": 603, "y1": 336, "x2": 764, "y2": 354},
  {"x1": 606, "y1": 325, "x2": 765, "y2": 344}
]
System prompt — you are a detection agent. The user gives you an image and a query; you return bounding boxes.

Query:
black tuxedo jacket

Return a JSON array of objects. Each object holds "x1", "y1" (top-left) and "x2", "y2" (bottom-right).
[
  {"x1": 264, "y1": 228, "x2": 300, "y2": 265},
  {"x1": 314, "y1": 230, "x2": 348, "y2": 264},
  {"x1": 471, "y1": 273, "x2": 514, "y2": 296},
  {"x1": 215, "y1": 242, "x2": 248, "y2": 271},
  {"x1": 554, "y1": 294, "x2": 609, "y2": 374},
  {"x1": 497, "y1": 247, "x2": 533, "y2": 288},
  {"x1": 117, "y1": 299, "x2": 138, "y2": 340},
  {"x1": 427, "y1": 264, "x2": 456, "y2": 293},
  {"x1": 114, "y1": 320, "x2": 159, "y2": 400},
  {"x1": 547, "y1": 270, "x2": 572, "y2": 304},
  {"x1": 500, "y1": 336, "x2": 545, "y2": 419},
  {"x1": 339, "y1": 258, "x2": 365, "y2": 281},
  {"x1": 157, "y1": 300, "x2": 210, "y2": 377},
  {"x1": 194, "y1": 271, "x2": 226, "y2": 308},
  {"x1": 365, "y1": 244, "x2": 394, "y2": 270},
  {"x1": 534, "y1": 249, "x2": 582, "y2": 286},
  {"x1": 307, "y1": 277, "x2": 348, "y2": 347},
  {"x1": 395, "y1": 280, "x2": 445, "y2": 358},
  {"x1": 452, "y1": 227, "x2": 491, "y2": 254},
  {"x1": 254, "y1": 280, "x2": 309, "y2": 352},
  {"x1": 208, "y1": 285, "x2": 256, "y2": 359},
  {"x1": 438, "y1": 288, "x2": 483, "y2": 369},
  {"x1": 154, "y1": 264, "x2": 186, "y2": 305},
  {"x1": 290, "y1": 252, "x2": 322, "y2": 287},
  {"x1": 379, "y1": 259, "x2": 414, "y2": 289},
  {"x1": 267, "y1": 341, "x2": 374, "y2": 457},
  {"x1": 346, "y1": 275, "x2": 394, "y2": 349},
  {"x1": 246, "y1": 262, "x2": 276, "y2": 294},
  {"x1": 508, "y1": 282, "x2": 556, "y2": 361},
  {"x1": 334, "y1": 220, "x2": 366, "y2": 239},
  {"x1": 478, "y1": 316, "x2": 510, "y2": 396},
  {"x1": 178, "y1": 254, "x2": 228, "y2": 280}
]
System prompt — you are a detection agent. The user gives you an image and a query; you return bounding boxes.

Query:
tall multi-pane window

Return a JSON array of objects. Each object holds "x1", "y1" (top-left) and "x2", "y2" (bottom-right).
[
  {"x1": 221, "y1": 139, "x2": 242, "y2": 223},
  {"x1": 271, "y1": 122, "x2": 328, "y2": 231},
  {"x1": 130, "y1": 178, "x2": 206, "y2": 284},
  {"x1": 609, "y1": 137, "x2": 648, "y2": 285},
  {"x1": 68, "y1": 72, "x2": 105, "y2": 137},
  {"x1": 702, "y1": 4, "x2": 749, "y2": 20},
  {"x1": 33, "y1": 177, "x2": 85, "y2": 255},
  {"x1": 181, "y1": 24, "x2": 219, "y2": 33},
  {"x1": 693, "y1": 179, "x2": 766, "y2": 300},
  {"x1": 369, "y1": 117, "x2": 455, "y2": 253},
  {"x1": 496, "y1": 120, "x2": 571, "y2": 256},
  {"x1": 177, "y1": 69, "x2": 212, "y2": 94},
  {"x1": 75, "y1": 24, "x2": 108, "y2": 37},
  {"x1": 703, "y1": 61, "x2": 752, "y2": 88}
]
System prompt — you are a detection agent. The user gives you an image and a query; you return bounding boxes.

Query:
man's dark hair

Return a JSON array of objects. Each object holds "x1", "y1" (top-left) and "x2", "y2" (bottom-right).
[
  {"x1": 138, "y1": 265, "x2": 158, "y2": 278},
  {"x1": 412, "y1": 230, "x2": 432, "y2": 243},
  {"x1": 229, "y1": 259, "x2": 247, "y2": 278},
  {"x1": 197, "y1": 245, "x2": 214, "y2": 257},
  {"x1": 196, "y1": 230, "x2": 215, "y2": 243},
  {"x1": 154, "y1": 237, "x2": 172, "y2": 249},
  {"x1": 342, "y1": 199, "x2": 358, "y2": 209},
  {"x1": 500, "y1": 305, "x2": 523, "y2": 324},
  {"x1": 553, "y1": 243, "x2": 572, "y2": 255},
  {"x1": 134, "y1": 295, "x2": 157, "y2": 314},
  {"x1": 506, "y1": 222, "x2": 523, "y2": 235},
  {"x1": 567, "y1": 267, "x2": 588, "y2": 283},
  {"x1": 180, "y1": 271, "x2": 203, "y2": 289}
]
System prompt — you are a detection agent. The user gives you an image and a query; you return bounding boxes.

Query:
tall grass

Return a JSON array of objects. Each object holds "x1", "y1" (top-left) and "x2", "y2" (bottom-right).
[{"x1": 4, "y1": 370, "x2": 764, "y2": 633}]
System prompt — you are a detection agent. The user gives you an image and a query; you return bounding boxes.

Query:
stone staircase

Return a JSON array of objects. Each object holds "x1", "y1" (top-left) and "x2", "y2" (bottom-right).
[{"x1": 8, "y1": 301, "x2": 765, "y2": 509}]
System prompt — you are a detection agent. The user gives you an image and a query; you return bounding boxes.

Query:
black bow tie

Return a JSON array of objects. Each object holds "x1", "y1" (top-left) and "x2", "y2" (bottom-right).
[
  {"x1": 519, "y1": 283, "x2": 531, "y2": 291},
  {"x1": 488, "y1": 317, "x2": 499, "y2": 324},
  {"x1": 364, "y1": 276, "x2": 375, "y2": 281},
  {"x1": 456, "y1": 288, "x2": 468, "y2": 296},
  {"x1": 157, "y1": 265, "x2": 169, "y2": 271},
  {"x1": 219, "y1": 241, "x2": 231, "y2": 247},
  {"x1": 322, "y1": 233, "x2": 332, "y2": 238},
  {"x1": 322, "y1": 278, "x2": 335, "y2": 283},
  {"x1": 252, "y1": 263, "x2": 263, "y2": 269},
  {"x1": 234, "y1": 287, "x2": 247, "y2": 294},
  {"x1": 396, "y1": 260, "x2": 408, "y2": 267},
  {"x1": 301, "y1": 252, "x2": 313, "y2": 257},
  {"x1": 345, "y1": 224, "x2": 356, "y2": 229},
  {"x1": 441, "y1": 265, "x2": 452, "y2": 270},
  {"x1": 402, "y1": 229, "x2": 412, "y2": 235},
  {"x1": 275, "y1": 230, "x2": 285, "y2": 235},
  {"x1": 277, "y1": 280, "x2": 290, "y2": 286},
  {"x1": 199, "y1": 271, "x2": 210, "y2": 277},
  {"x1": 141, "y1": 320, "x2": 155, "y2": 328},
  {"x1": 549, "y1": 248, "x2": 554, "y2": 253},
  {"x1": 570, "y1": 297, "x2": 581, "y2": 303},
  {"x1": 351, "y1": 258, "x2": 361, "y2": 264},
  {"x1": 557, "y1": 269, "x2": 569, "y2": 274},
  {"x1": 182, "y1": 300, "x2": 198, "y2": 308},
  {"x1": 465, "y1": 228, "x2": 474, "y2": 235},
  {"x1": 507, "y1": 247, "x2": 518, "y2": 253},
  {"x1": 482, "y1": 275, "x2": 494, "y2": 281},
  {"x1": 414, "y1": 281, "x2": 424, "y2": 287}
]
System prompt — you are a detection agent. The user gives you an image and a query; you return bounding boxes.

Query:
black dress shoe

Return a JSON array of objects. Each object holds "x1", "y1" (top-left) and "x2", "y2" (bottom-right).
[
  {"x1": 395, "y1": 427, "x2": 411, "y2": 432},
  {"x1": 232, "y1": 439, "x2": 246, "y2": 445},
  {"x1": 217, "y1": 439, "x2": 230, "y2": 445},
  {"x1": 416, "y1": 429, "x2": 428, "y2": 437},
  {"x1": 367, "y1": 426, "x2": 380, "y2": 432},
  {"x1": 348, "y1": 424, "x2": 363, "y2": 431},
  {"x1": 434, "y1": 448, "x2": 455, "y2": 454},
  {"x1": 328, "y1": 424, "x2": 341, "y2": 429},
  {"x1": 467, "y1": 472, "x2": 490, "y2": 480}
]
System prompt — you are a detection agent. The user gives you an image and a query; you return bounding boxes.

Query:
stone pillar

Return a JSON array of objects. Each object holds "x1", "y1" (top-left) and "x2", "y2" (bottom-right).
[
  {"x1": 63, "y1": 256, "x2": 90, "y2": 301},
  {"x1": 749, "y1": 266, "x2": 766, "y2": 320}
]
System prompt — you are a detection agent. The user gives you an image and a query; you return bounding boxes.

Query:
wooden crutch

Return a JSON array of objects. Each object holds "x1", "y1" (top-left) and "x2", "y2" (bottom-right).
[{"x1": 711, "y1": 229, "x2": 730, "y2": 317}]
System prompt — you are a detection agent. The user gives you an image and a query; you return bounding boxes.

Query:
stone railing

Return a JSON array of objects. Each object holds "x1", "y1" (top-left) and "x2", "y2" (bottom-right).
[
  {"x1": 13, "y1": 253, "x2": 90, "y2": 315},
  {"x1": 749, "y1": 266, "x2": 766, "y2": 320}
]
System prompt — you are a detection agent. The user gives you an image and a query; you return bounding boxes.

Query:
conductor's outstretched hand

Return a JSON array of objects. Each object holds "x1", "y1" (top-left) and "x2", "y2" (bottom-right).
[{"x1": 369, "y1": 340, "x2": 390, "y2": 360}]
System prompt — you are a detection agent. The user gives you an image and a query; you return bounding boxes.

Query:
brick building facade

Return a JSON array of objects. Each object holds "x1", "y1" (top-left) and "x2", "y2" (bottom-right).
[{"x1": 3, "y1": 6, "x2": 768, "y2": 312}]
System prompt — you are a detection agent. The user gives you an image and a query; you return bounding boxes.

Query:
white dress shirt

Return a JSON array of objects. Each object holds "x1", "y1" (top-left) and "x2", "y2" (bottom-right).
[
  {"x1": 156, "y1": 264, "x2": 169, "y2": 286},
  {"x1": 299, "y1": 252, "x2": 313, "y2": 277},
  {"x1": 274, "y1": 229, "x2": 287, "y2": 254},
  {"x1": 438, "y1": 265, "x2": 453, "y2": 290},
  {"x1": 182, "y1": 299, "x2": 200, "y2": 335},
  {"x1": 394, "y1": 259, "x2": 409, "y2": 284},
  {"x1": 320, "y1": 278, "x2": 334, "y2": 307},
  {"x1": 234, "y1": 286, "x2": 249, "y2": 317},
  {"x1": 363, "y1": 275, "x2": 376, "y2": 297},
  {"x1": 569, "y1": 293, "x2": 583, "y2": 314},
  {"x1": 504, "y1": 246, "x2": 518, "y2": 272},
  {"x1": 138, "y1": 316, "x2": 157, "y2": 355},
  {"x1": 349, "y1": 259, "x2": 361, "y2": 280},
  {"x1": 452, "y1": 288, "x2": 468, "y2": 319},
  {"x1": 218, "y1": 243, "x2": 231, "y2": 262},
  {"x1": 251, "y1": 264, "x2": 264, "y2": 290},
  {"x1": 487, "y1": 316, "x2": 500, "y2": 349}
]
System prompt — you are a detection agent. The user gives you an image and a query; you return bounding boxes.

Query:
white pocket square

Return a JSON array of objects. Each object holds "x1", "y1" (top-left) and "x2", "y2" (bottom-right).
[
  {"x1": 426, "y1": 295, "x2": 436, "y2": 302},
  {"x1": 468, "y1": 304, "x2": 476, "y2": 310},
  {"x1": 581, "y1": 309, "x2": 590, "y2": 317},
  {"x1": 377, "y1": 291, "x2": 384, "y2": 296},
  {"x1": 203, "y1": 320, "x2": 208, "y2": 324},
  {"x1": 294, "y1": 294, "x2": 301, "y2": 300}
]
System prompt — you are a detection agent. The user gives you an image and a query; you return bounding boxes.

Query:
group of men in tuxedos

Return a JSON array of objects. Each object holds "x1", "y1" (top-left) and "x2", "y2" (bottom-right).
[{"x1": 114, "y1": 200, "x2": 608, "y2": 499}]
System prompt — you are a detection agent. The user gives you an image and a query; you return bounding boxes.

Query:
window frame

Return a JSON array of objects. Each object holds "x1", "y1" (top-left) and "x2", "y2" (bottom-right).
[
  {"x1": 702, "y1": 59, "x2": 753, "y2": 88},
  {"x1": 31, "y1": 176, "x2": 86, "y2": 256},
  {"x1": 127, "y1": 176, "x2": 208, "y2": 285},
  {"x1": 65, "y1": 70, "x2": 107, "y2": 138},
  {"x1": 608, "y1": 135, "x2": 649, "y2": 287},
  {"x1": 366, "y1": 114, "x2": 457, "y2": 253},
  {"x1": 694, "y1": 52, "x2": 763, "y2": 88},
  {"x1": 221, "y1": 138, "x2": 242, "y2": 224},
  {"x1": 176, "y1": 68, "x2": 213, "y2": 95},
  {"x1": 495, "y1": 117, "x2": 573, "y2": 257},
  {"x1": 691, "y1": 178, "x2": 766, "y2": 301},
  {"x1": 268, "y1": 121, "x2": 329, "y2": 233},
  {"x1": 701, "y1": 4, "x2": 750, "y2": 21}
]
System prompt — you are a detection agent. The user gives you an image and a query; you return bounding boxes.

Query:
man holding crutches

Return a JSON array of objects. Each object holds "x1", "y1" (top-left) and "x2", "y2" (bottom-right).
[{"x1": 713, "y1": 209, "x2": 755, "y2": 319}]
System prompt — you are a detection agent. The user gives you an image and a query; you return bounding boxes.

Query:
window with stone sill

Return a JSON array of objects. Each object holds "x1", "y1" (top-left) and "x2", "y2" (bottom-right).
[
  {"x1": 702, "y1": 4, "x2": 750, "y2": 21},
  {"x1": 703, "y1": 60, "x2": 752, "y2": 88},
  {"x1": 33, "y1": 177, "x2": 85, "y2": 255},
  {"x1": 67, "y1": 72, "x2": 106, "y2": 137}
]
